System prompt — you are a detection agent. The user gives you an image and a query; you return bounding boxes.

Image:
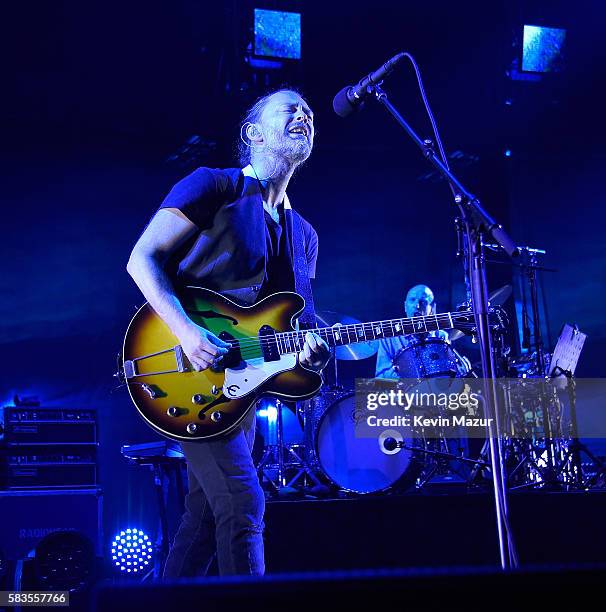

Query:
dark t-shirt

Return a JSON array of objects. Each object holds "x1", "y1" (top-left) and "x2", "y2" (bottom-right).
[
  {"x1": 256, "y1": 206, "x2": 295, "y2": 299},
  {"x1": 158, "y1": 167, "x2": 318, "y2": 303}
]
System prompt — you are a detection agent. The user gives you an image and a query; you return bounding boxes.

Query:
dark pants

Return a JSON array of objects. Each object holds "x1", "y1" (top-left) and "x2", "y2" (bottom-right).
[{"x1": 163, "y1": 409, "x2": 265, "y2": 577}]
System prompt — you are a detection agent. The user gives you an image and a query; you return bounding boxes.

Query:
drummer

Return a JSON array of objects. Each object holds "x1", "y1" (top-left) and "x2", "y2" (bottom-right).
[{"x1": 374, "y1": 284, "x2": 471, "y2": 379}]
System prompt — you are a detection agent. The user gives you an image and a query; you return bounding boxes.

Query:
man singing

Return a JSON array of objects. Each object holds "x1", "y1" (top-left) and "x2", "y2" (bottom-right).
[{"x1": 127, "y1": 89, "x2": 330, "y2": 577}]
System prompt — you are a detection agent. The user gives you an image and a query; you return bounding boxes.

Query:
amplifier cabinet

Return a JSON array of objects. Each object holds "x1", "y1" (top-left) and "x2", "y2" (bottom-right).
[
  {"x1": 0, "y1": 407, "x2": 97, "y2": 445},
  {"x1": 0, "y1": 488, "x2": 103, "y2": 560}
]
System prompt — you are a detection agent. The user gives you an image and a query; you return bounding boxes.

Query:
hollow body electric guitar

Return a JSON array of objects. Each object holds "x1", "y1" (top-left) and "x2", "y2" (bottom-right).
[{"x1": 121, "y1": 287, "x2": 482, "y2": 441}]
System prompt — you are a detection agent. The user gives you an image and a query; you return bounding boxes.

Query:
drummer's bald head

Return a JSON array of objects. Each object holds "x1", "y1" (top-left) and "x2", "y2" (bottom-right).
[{"x1": 405, "y1": 285, "x2": 435, "y2": 318}]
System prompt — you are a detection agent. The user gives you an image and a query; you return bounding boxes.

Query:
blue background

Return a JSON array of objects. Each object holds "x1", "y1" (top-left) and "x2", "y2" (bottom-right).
[{"x1": 3, "y1": 0, "x2": 605, "y2": 542}]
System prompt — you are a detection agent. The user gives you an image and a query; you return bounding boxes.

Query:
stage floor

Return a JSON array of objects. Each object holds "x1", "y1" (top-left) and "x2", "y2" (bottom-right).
[{"x1": 263, "y1": 490, "x2": 606, "y2": 571}]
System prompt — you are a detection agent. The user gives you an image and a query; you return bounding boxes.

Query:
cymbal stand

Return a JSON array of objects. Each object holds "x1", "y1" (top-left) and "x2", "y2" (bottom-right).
[
  {"x1": 525, "y1": 250, "x2": 559, "y2": 475},
  {"x1": 322, "y1": 346, "x2": 339, "y2": 388},
  {"x1": 503, "y1": 248, "x2": 567, "y2": 487},
  {"x1": 332, "y1": 347, "x2": 339, "y2": 388},
  {"x1": 482, "y1": 244, "x2": 569, "y2": 488}
]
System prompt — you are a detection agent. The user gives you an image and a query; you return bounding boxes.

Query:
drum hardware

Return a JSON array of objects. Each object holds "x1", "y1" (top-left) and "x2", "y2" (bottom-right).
[
  {"x1": 448, "y1": 285, "x2": 512, "y2": 344},
  {"x1": 484, "y1": 245, "x2": 556, "y2": 374},
  {"x1": 489, "y1": 375, "x2": 567, "y2": 490},
  {"x1": 499, "y1": 246, "x2": 586, "y2": 490},
  {"x1": 520, "y1": 249, "x2": 557, "y2": 476},
  {"x1": 384, "y1": 429, "x2": 491, "y2": 489},
  {"x1": 255, "y1": 398, "x2": 324, "y2": 495},
  {"x1": 387, "y1": 439, "x2": 490, "y2": 469},
  {"x1": 500, "y1": 324, "x2": 606, "y2": 491},
  {"x1": 545, "y1": 330, "x2": 606, "y2": 487}
]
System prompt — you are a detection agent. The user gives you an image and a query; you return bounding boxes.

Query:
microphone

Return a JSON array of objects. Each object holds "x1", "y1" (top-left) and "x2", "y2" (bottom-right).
[{"x1": 333, "y1": 52, "x2": 405, "y2": 118}]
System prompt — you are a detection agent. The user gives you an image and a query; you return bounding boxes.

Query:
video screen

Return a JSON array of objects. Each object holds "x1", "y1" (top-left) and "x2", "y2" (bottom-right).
[
  {"x1": 254, "y1": 8, "x2": 301, "y2": 60},
  {"x1": 522, "y1": 25, "x2": 566, "y2": 73}
]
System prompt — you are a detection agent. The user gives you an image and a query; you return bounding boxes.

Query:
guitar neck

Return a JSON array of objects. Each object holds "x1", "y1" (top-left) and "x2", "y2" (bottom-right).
[{"x1": 276, "y1": 311, "x2": 472, "y2": 355}]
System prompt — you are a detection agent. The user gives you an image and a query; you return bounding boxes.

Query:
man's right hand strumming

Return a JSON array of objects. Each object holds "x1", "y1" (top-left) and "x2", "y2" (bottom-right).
[{"x1": 176, "y1": 322, "x2": 231, "y2": 372}]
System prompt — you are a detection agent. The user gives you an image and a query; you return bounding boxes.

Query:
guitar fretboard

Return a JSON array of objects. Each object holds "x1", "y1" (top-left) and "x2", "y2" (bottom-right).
[{"x1": 275, "y1": 311, "x2": 472, "y2": 355}]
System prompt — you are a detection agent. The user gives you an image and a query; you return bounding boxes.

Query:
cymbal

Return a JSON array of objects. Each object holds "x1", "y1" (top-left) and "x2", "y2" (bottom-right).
[
  {"x1": 448, "y1": 329, "x2": 466, "y2": 342},
  {"x1": 315, "y1": 310, "x2": 379, "y2": 360},
  {"x1": 488, "y1": 284, "x2": 512, "y2": 306}
]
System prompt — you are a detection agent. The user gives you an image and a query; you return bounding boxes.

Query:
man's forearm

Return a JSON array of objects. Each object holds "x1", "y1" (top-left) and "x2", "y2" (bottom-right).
[{"x1": 126, "y1": 253, "x2": 193, "y2": 337}]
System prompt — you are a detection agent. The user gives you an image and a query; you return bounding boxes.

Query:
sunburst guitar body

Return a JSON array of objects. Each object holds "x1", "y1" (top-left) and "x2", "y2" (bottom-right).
[{"x1": 122, "y1": 287, "x2": 322, "y2": 441}]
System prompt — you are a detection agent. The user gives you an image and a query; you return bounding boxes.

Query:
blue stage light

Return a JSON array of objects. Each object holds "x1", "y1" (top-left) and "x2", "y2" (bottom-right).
[
  {"x1": 522, "y1": 25, "x2": 566, "y2": 73},
  {"x1": 256, "y1": 399, "x2": 278, "y2": 423},
  {"x1": 110, "y1": 528, "x2": 153, "y2": 574}
]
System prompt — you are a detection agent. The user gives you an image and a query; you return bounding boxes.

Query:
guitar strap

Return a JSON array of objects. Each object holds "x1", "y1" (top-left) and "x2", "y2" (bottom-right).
[{"x1": 286, "y1": 209, "x2": 317, "y2": 331}]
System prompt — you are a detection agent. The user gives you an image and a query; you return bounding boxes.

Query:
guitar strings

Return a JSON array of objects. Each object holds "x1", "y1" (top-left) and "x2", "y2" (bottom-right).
[
  {"x1": 136, "y1": 312, "x2": 479, "y2": 365},
  {"x1": 223, "y1": 312, "x2": 477, "y2": 349},
  {"x1": 212, "y1": 311, "x2": 478, "y2": 352}
]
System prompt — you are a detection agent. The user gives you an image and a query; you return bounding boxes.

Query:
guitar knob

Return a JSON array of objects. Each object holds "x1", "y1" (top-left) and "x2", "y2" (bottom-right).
[
  {"x1": 192, "y1": 394, "x2": 204, "y2": 404},
  {"x1": 210, "y1": 411, "x2": 222, "y2": 422},
  {"x1": 167, "y1": 406, "x2": 180, "y2": 417},
  {"x1": 211, "y1": 385, "x2": 219, "y2": 395},
  {"x1": 186, "y1": 423, "x2": 198, "y2": 434}
]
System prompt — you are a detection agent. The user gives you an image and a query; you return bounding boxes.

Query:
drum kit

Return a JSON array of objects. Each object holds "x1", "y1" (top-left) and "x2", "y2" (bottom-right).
[
  {"x1": 254, "y1": 279, "x2": 603, "y2": 496},
  {"x1": 254, "y1": 307, "x2": 491, "y2": 497}
]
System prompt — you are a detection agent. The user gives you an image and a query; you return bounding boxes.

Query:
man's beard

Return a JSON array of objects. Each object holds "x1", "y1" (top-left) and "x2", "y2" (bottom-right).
[{"x1": 266, "y1": 129, "x2": 312, "y2": 165}]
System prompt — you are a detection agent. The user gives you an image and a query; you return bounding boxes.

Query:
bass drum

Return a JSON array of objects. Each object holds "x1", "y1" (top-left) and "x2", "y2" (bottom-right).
[{"x1": 315, "y1": 392, "x2": 421, "y2": 494}]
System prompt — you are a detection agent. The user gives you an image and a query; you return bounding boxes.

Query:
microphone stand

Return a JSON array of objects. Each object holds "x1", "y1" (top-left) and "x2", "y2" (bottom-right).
[{"x1": 370, "y1": 83, "x2": 519, "y2": 569}]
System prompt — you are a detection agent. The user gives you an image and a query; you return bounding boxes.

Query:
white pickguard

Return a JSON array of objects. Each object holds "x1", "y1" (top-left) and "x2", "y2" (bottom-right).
[{"x1": 222, "y1": 354, "x2": 297, "y2": 399}]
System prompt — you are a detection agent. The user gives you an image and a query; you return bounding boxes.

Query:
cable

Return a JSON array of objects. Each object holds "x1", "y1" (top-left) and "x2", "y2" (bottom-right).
[{"x1": 402, "y1": 53, "x2": 450, "y2": 171}]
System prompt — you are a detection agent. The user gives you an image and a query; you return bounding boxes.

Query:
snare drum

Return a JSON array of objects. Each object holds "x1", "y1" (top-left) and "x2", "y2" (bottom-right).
[{"x1": 393, "y1": 337, "x2": 469, "y2": 379}]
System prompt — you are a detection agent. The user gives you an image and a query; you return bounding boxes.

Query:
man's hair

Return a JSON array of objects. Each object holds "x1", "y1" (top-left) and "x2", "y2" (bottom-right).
[{"x1": 236, "y1": 87, "x2": 308, "y2": 167}]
